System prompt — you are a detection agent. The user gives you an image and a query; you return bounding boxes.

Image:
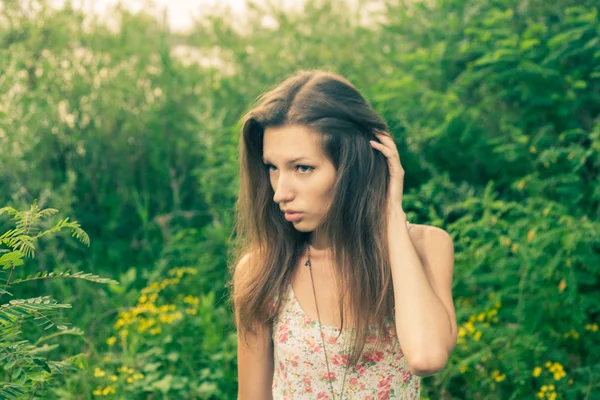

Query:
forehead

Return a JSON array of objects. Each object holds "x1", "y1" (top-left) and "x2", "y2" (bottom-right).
[{"x1": 262, "y1": 125, "x2": 324, "y2": 161}]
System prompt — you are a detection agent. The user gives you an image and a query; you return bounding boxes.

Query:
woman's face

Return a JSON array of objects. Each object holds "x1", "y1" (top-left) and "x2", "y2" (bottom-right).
[{"x1": 263, "y1": 125, "x2": 336, "y2": 233}]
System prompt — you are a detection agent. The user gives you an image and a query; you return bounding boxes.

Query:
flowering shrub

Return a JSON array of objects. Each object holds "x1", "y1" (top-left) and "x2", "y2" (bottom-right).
[{"x1": 61, "y1": 265, "x2": 237, "y2": 399}]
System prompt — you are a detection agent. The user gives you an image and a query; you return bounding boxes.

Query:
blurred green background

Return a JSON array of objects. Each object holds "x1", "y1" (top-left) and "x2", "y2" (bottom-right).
[{"x1": 1, "y1": 0, "x2": 599, "y2": 398}]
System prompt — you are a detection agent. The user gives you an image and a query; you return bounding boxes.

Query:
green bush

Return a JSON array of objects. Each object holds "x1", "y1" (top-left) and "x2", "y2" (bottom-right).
[{"x1": 1, "y1": 0, "x2": 598, "y2": 398}]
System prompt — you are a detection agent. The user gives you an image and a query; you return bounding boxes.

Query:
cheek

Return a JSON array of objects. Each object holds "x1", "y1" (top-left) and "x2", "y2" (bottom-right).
[
  {"x1": 315, "y1": 183, "x2": 335, "y2": 209},
  {"x1": 268, "y1": 174, "x2": 278, "y2": 191}
]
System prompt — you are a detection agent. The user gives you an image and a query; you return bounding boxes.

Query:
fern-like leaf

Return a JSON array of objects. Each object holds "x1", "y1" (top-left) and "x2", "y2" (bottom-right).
[
  {"x1": 0, "y1": 297, "x2": 72, "y2": 329},
  {"x1": 0, "y1": 206, "x2": 19, "y2": 218},
  {"x1": 10, "y1": 271, "x2": 119, "y2": 286},
  {"x1": 37, "y1": 208, "x2": 59, "y2": 220}
]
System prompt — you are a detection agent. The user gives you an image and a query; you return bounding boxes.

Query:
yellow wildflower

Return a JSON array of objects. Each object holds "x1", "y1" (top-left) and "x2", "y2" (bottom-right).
[
  {"x1": 106, "y1": 336, "x2": 117, "y2": 346},
  {"x1": 533, "y1": 366, "x2": 542, "y2": 377},
  {"x1": 558, "y1": 280, "x2": 566, "y2": 293},
  {"x1": 94, "y1": 368, "x2": 106, "y2": 378},
  {"x1": 564, "y1": 330, "x2": 579, "y2": 340},
  {"x1": 493, "y1": 372, "x2": 505, "y2": 382},
  {"x1": 184, "y1": 295, "x2": 200, "y2": 305},
  {"x1": 464, "y1": 321, "x2": 475, "y2": 334},
  {"x1": 159, "y1": 305, "x2": 170, "y2": 313},
  {"x1": 102, "y1": 385, "x2": 116, "y2": 395},
  {"x1": 150, "y1": 326, "x2": 161, "y2": 335},
  {"x1": 585, "y1": 323, "x2": 598, "y2": 332}
]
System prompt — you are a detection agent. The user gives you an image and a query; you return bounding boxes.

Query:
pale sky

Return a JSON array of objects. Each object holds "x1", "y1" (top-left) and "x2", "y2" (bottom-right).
[{"x1": 49, "y1": 0, "x2": 308, "y2": 33}]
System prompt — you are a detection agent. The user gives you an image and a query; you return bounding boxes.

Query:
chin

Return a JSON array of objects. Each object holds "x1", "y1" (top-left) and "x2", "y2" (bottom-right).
[{"x1": 291, "y1": 221, "x2": 314, "y2": 232}]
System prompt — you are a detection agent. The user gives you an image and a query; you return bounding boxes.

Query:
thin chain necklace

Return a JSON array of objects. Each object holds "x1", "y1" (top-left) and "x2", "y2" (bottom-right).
[{"x1": 305, "y1": 244, "x2": 349, "y2": 400}]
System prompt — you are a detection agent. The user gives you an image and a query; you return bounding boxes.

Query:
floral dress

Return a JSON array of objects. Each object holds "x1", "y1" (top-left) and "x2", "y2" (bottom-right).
[{"x1": 271, "y1": 224, "x2": 421, "y2": 399}]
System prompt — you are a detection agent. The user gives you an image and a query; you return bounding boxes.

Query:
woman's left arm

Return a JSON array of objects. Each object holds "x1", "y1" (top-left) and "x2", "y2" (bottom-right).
[
  {"x1": 388, "y1": 209, "x2": 457, "y2": 377},
  {"x1": 369, "y1": 131, "x2": 457, "y2": 376}
]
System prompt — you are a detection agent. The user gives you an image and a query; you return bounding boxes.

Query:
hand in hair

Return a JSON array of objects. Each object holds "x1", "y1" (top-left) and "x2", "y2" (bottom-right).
[{"x1": 369, "y1": 130, "x2": 405, "y2": 216}]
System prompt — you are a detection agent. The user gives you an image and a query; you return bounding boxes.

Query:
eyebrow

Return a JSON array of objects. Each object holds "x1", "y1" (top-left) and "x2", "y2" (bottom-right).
[{"x1": 262, "y1": 156, "x2": 312, "y2": 165}]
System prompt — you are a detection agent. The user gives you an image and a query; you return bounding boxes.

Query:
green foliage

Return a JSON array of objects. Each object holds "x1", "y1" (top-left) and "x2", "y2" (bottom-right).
[
  {"x1": 0, "y1": 202, "x2": 116, "y2": 398},
  {"x1": 53, "y1": 263, "x2": 237, "y2": 399},
  {"x1": 0, "y1": 0, "x2": 599, "y2": 398}
]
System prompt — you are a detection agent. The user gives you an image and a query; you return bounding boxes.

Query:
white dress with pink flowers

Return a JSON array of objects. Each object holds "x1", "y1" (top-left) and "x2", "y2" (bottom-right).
[{"x1": 271, "y1": 231, "x2": 421, "y2": 399}]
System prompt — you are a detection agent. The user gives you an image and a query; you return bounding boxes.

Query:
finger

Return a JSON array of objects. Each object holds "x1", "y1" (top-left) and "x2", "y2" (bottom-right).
[
  {"x1": 370, "y1": 141, "x2": 404, "y2": 176},
  {"x1": 370, "y1": 140, "x2": 399, "y2": 162},
  {"x1": 374, "y1": 133, "x2": 400, "y2": 156}
]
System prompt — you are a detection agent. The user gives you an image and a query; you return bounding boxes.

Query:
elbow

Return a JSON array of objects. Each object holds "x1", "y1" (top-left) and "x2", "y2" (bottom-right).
[{"x1": 407, "y1": 350, "x2": 450, "y2": 377}]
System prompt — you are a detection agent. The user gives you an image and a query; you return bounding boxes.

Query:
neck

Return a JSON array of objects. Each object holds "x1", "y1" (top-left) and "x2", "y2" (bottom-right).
[
  {"x1": 310, "y1": 226, "x2": 331, "y2": 252},
  {"x1": 306, "y1": 243, "x2": 335, "y2": 269}
]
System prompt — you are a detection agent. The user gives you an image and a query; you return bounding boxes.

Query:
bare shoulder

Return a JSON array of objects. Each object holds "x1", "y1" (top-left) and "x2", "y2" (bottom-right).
[
  {"x1": 408, "y1": 223, "x2": 453, "y2": 250},
  {"x1": 407, "y1": 222, "x2": 455, "y2": 275},
  {"x1": 233, "y1": 250, "x2": 258, "y2": 286}
]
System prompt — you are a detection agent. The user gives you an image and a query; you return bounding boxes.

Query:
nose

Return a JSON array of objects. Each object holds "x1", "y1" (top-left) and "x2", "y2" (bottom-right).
[{"x1": 272, "y1": 175, "x2": 295, "y2": 204}]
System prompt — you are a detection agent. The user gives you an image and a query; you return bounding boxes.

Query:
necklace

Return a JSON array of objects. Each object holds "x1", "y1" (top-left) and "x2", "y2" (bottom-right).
[{"x1": 305, "y1": 244, "x2": 349, "y2": 400}]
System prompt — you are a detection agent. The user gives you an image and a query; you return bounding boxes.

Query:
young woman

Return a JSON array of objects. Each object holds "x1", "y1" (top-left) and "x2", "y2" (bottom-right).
[{"x1": 229, "y1": 70, "x2": 457, "y2": 399}]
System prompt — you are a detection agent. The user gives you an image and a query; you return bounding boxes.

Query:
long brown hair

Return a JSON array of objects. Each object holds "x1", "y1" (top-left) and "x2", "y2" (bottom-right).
[{"x1": 227, "y1": 69, "x2": 398, "y2": 367}]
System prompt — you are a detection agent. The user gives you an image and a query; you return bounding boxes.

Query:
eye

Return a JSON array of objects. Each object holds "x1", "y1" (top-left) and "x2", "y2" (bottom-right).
[
  {"x1": 264, "y1": 163, "x2": 276, "y2": 173},
  {"x1": 296, "y1": 165, "x2": 314, "y2": 174}
]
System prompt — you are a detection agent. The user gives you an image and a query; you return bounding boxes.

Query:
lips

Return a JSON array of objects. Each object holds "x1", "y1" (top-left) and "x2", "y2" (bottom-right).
[{"x1": 284, "y1": 211, "x2": 303, "y2": 222}]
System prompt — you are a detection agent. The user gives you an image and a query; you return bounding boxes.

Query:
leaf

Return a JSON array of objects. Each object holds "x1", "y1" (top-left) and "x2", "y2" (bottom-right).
[
  {"x1": 0, "y1": 251, "x2": 25, "y2": 270},
  {"x1": 33, "y1": 358, "x2": 52, "y2": 373},
  {"x1": 10, "y1": 270, "x2": 119, "y2": 286}
]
